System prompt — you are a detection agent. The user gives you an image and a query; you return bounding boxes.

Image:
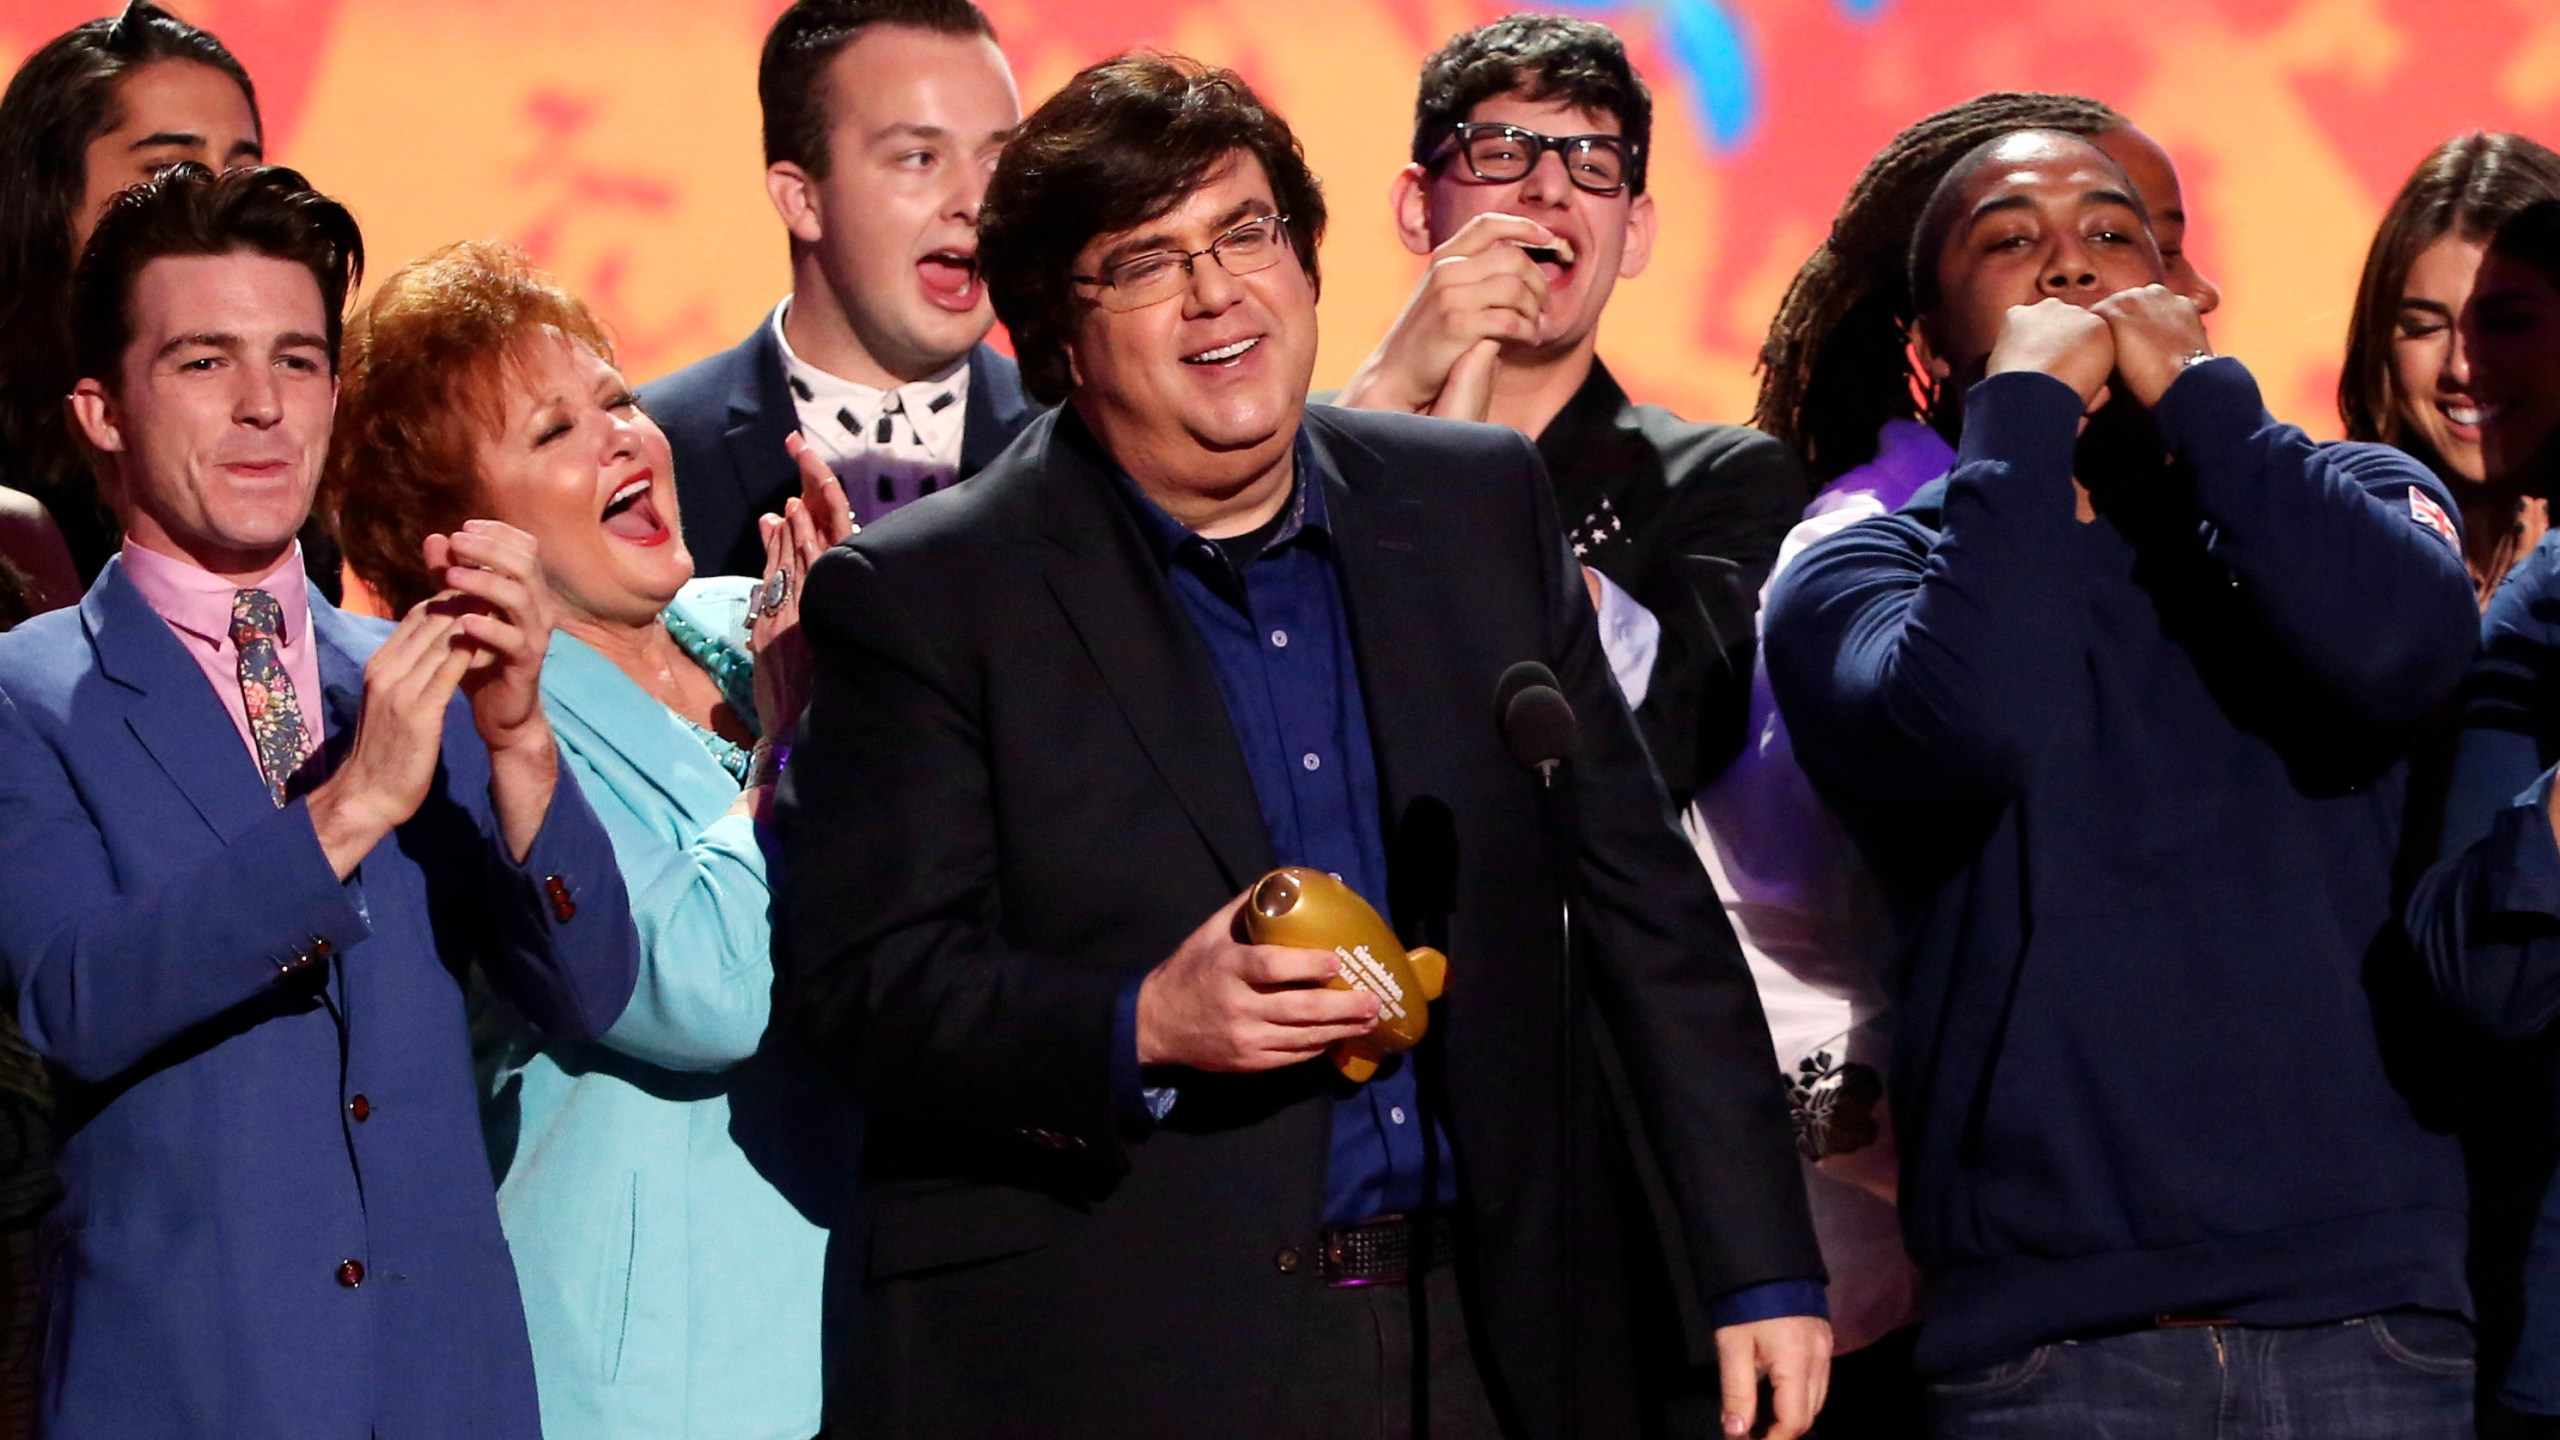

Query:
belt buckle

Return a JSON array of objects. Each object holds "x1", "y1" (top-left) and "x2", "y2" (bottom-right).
[
  {"x1": 2152, "y1": 1312, "x2": 2238, "y2": 1329},
  {"x1": 1317, "y1": 1213, "x2": 1455, "y2": 1288},
  {"x1": 1319, "y1": 1215, "x2": 1411, "y2": 1288}
]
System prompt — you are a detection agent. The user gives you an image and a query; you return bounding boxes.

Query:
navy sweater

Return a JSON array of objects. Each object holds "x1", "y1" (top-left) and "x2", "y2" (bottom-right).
[
  {"x1": 2407, "y1": 531, "x2": 2560, "y2": 1413},
  {"x1": 1764, "y1": 361, "x2": 2478, "y2": 1372}
]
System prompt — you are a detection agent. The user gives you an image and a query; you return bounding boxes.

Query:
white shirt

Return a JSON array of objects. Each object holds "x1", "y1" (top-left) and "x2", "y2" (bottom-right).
[
  {"x1": 1678, "y1": 423, "x2": 1955, "y2": 1354},
  {"x1": 770, "y1": 299, "x2": 972, "y2": 527}
]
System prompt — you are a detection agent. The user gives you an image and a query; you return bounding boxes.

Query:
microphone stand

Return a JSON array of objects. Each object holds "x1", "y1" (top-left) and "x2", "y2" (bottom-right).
[
  {"x1": 1501, "y1": 667, "x2": 1581, "y2": 1439},
  {"x1": 1538, "y1": 755, "x2": 1580, "y2": 1440}
]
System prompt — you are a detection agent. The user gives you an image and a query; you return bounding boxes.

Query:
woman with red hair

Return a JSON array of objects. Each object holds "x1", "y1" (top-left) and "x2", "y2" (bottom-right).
[{"x1": 328, "y1": 240, "x2": 849, "y2": 1440}]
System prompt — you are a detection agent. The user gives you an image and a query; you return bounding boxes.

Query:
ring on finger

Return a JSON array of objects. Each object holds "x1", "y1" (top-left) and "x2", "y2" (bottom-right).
[{"x1": 754, "y1": 568, "x2": 793, "y2": 617}]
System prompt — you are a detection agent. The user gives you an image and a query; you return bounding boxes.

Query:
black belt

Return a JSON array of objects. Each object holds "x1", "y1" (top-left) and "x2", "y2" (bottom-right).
[{"x1": 1316, "y1": 1213, "x2": 1458, "y2": 1288}]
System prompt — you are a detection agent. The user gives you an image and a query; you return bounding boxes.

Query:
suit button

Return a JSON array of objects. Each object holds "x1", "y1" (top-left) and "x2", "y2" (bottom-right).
[
  {"x1": 543, "y1": 876, "x2": 577, "y2": 923},
  {"x1": 336, "y1": 1259, "x2": 364, "y2": 1288},
  {"x1": 1274, "y1": 1247, "x2": 1303, "y2": 1275},
  {"x1": 309, "y1": 935, "x2": 332, "y2": 957},
  {"x1": 348, "y1": 1095, "x2": 370, "y2": 1123}
]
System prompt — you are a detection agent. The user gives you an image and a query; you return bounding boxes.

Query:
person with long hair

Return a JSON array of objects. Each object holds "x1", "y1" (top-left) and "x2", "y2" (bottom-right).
[
  {"x1": 0, "y1": 1, "x2": 262, "y2": 588},
  {"x1": 331, "y1": 240, "x2": 850, "y2": 1440},
  {"x1": 2342, "y1": 132, "x2": 2560, "y2": 605}
]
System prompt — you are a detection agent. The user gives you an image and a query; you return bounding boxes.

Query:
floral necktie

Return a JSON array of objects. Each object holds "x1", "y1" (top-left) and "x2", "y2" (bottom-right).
[{"x1": 230, "y1": 588, "x2": 311, "y2": 806}]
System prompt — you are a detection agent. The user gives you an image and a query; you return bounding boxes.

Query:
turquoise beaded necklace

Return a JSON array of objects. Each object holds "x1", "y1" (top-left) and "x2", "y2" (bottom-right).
[{"x1": 660, "y1": 608, "x2": 758, "y2": 786}]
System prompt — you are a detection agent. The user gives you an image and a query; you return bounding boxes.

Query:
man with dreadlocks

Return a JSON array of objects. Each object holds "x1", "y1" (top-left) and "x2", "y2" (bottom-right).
[
  {"x1": 1689, "y1": 92, "x2": 2226, "y2": 1435},
  {"x1": 1764, "y1": 127, "x2": 2478, "y2": 1436},
  {"x1": 1752, "y1": 94, "x2": 2219, "y2": 495},
  {"x1": 1335, "y1": 13, "x2": 1809, "y2": 799}
]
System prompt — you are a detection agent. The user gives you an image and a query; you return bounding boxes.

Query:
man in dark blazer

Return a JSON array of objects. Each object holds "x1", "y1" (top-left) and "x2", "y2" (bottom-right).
[
  {"x1": 0, "y1": 166, "x2": 638, "y2": 1437},
  {"x1": 640, "y1": 0, "x2": 1037, "y2": 578},
  {"x1": 1333, "y1": 17, "x2": 1810, "y2": 796},
  {"x1": 778, "y1": 53, "x2": 1827, "y2": 1440}
]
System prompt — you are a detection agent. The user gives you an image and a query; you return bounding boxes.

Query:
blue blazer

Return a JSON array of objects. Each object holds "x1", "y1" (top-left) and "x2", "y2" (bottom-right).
[
  {"x1": 0, "y1": 560, "x2": 640, "y2": 1439},
  {"x1": 641, "y1": 320, "x2": 1038, "y2": 578},
  {"x1": 486, "y1": 578, "x2": 826, "y2": 1440}
]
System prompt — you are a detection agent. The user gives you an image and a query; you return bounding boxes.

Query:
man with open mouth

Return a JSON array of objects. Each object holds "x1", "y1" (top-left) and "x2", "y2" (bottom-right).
[
  {"x1": 1336, "y1": 14, "x2": 1812, "y2": 804},
  {"x1": 777, "y1": 49, "x2": 1827, "y2": 1440},
  {"x1": 641, "y1": 0, "x2": 1038, "y2": 579}
]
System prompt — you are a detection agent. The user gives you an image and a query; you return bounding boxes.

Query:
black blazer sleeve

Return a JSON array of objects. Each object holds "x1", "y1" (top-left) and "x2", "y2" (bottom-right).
[
  {"x1": 1625, "y1": 424, "x2": 1810, "y2": 798},
  {"x1": 777, "y1": 543, "x2": 1129, "y2": 1169},
  {"x1": 1528, "y1": 434, "x2": 1824, "y2": 1307}
]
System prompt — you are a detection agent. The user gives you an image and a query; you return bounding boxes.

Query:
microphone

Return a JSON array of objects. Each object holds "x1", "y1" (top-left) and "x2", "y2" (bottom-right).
[
  {"x1": 1494, "y1": 659, "x2": 1555, "y2": 721},
  {"x1": 1497, "y1": 661, "x2": 1578, "y2": 786}
]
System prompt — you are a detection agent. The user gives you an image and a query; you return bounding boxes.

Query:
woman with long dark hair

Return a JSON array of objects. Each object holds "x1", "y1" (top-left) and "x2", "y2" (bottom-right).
[
  {"x1": 0, "y1": 1, "x2": 261, "y2": 585},
  {"x1": 2342, "y1": 132, "x2": 2560, "y2": 606}
]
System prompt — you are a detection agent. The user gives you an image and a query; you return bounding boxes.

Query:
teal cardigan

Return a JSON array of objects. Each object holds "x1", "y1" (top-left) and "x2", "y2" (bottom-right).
[{"x1": 484, "y1": 577, "x2": 823, "y2": 1439}]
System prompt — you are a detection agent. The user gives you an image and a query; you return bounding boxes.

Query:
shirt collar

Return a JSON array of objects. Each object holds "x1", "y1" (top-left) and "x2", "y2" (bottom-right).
[
  {"x1": 769, "y1": 298, "x2": 972, "y2": 446},
  {"x1": 1107, "y1": 427, "x2": 1332, "y2": 572},
  {"x1": 1533, "y1": 357, "x2": 1631, "y2": 459},
  {"x1": 118, "y1": 537, "x2": 310, "y2": 648}
]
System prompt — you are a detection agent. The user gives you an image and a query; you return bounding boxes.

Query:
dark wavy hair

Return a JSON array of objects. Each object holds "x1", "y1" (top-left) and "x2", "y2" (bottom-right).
[
  {"x1": 2339, "y1": 132, "x2": 2560, "y2": 468},
  {"x1": 979, "y1": 52, "x2": 1326, "y2": 406},
  {"x1": 71, "y1": 164, "x2": 360, "y2": 398},
  {"x1": 1411, "y1": 14, "x2": 1651, "y2": 195},
  {"x1": 0, "y1": 2, "x2": 259, "y2": 575}
]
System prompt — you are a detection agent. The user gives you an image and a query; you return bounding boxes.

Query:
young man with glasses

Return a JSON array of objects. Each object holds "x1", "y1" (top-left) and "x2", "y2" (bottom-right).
[{"x1": 1338, "y1": 15, "x2": 1810, "y2": 799}]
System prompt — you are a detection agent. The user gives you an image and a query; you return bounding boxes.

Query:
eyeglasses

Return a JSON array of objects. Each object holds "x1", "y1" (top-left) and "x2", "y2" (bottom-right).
[
  {"x1": 1429, "y1": 122, "x2": 1640, "y2": 196},
  {"x1": 1071, "y1": 214, "x2": 1294, "y2": 312}
]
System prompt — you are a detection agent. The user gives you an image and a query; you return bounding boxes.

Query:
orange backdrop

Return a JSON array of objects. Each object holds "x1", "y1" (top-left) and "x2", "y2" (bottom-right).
[{"x1": 9, "y1": 0, "x2": 2560, "y2": 439}]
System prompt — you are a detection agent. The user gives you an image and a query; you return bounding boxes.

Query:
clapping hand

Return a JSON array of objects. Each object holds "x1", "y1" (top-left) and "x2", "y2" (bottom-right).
[{"x1": 747, "y1": 435, "x2": 857, "y2": 753}]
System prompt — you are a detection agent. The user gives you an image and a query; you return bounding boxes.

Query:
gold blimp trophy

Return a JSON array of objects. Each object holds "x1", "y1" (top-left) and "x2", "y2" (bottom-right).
[{"x1": 1242, "y1": 867, "x2": 1447, "y2": 1083}]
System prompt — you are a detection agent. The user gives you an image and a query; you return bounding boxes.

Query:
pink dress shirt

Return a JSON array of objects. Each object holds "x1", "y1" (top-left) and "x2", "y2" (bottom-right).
[{"x1": 119, "y1": 539, "x2": 325, "y2": 771}]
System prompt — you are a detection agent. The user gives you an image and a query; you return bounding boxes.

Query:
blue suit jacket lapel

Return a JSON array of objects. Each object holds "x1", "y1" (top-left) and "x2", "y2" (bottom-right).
[
  {"x1": 960, "y1": 343, "x2": 1034, "y2": 477},
  {"x1": 308, "y1": 595, "x2": 373, "y2": 774},
  {"x1": 85, "y1": 560, "x2": 277, "y2": 844},
  {"x1": 724, "y1": 323, "x2": 798, "y2": 521}
]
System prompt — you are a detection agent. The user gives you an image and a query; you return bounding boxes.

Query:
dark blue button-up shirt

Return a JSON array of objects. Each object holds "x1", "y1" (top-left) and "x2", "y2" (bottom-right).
[
  {"x1": 1108, "y1": 437, "x2": 1455, "y2": 1223},
  {"x1": 1102, "y1": 435, "x2": 1822, "y2": 1323}
]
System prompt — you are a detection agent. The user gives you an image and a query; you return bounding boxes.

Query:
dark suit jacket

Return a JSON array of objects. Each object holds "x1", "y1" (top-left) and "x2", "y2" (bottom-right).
[
  {"x1": 0, "y1": 562, "x2": 639, "y2": 1438},
  {"x1": 1539, "y1": 361, "x2": 1811, "y2": 799},
  {"x1": 777, "y1": 402, "x2": 1819, "y2": 1440},
  {"x1": 640, "y1": 318, "x2": 1038, "y2": 577}
]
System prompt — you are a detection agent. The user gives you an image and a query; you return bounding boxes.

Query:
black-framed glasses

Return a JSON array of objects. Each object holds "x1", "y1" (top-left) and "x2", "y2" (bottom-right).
[
  {"x1": 1429, "y1": 122, "x2": 1640, "y2": 196},
  {"x1": 1071, "y1": 214, "x2": 1294, "y2": 312}
]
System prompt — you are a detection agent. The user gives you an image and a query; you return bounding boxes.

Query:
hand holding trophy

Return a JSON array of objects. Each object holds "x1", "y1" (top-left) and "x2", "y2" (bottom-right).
[{"x1": 1241, "y1": 868, "x2": 1448, "y2": 1082}]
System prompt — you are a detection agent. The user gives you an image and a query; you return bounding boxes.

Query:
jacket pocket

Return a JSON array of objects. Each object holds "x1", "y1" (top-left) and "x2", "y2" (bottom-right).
[
  {"x1": 595, "y1": 1171, "x2": 638, "y2": 1383},
  {"x1": 866, "y1": 1179, "x2": 1070, "y2": 1280}
]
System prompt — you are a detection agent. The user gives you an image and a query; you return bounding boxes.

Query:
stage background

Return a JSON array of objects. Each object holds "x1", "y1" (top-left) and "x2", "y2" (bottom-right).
[{"x1": 9, "y1": 0, "x2": 2560, "y2": 439}]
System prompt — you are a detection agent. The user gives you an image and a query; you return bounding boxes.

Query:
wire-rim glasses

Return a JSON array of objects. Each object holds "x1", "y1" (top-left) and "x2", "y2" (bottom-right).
[{"x1": 1071, "y1": 214, "x2": 1295, "y2": 312}]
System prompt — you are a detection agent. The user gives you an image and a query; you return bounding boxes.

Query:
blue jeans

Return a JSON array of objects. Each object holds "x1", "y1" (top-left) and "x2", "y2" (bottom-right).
[{"x1": 1924, "y1": 1312, "x2": 2475, "y2": 1439}]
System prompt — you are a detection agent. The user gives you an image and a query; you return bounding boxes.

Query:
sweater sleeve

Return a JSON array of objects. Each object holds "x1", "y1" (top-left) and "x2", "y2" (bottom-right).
[
  {"x1": 2157, "y1": 358, "x2": 2476, "y2": 733},
  {"x1": 1762, "y1": 371, "x2": 2089, "y2": 803}
]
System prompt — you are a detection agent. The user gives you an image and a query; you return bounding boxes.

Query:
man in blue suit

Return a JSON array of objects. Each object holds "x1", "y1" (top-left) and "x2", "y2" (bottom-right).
[
  {"x1": 642, "y1": 0, "x2": 1039, "y2": 577},
  {"x1": 0, "y1": 165, "x2": 640, "y2": 1436}
]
